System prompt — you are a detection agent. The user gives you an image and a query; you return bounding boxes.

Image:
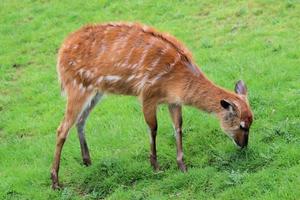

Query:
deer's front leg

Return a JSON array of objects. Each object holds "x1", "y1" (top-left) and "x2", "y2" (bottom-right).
[
  {"x1": 168, "y1": 104, "x2": 187, "y2": 172},
  {"x1": 142, "y1": 100, "x2": 159, "y2": 171}
]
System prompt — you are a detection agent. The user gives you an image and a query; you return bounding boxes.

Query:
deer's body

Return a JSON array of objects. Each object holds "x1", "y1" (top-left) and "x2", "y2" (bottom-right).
[
  {"x1": 51, "y1": 22, "x2": 253, "y2": 189},
  {"x1": 58, "y1": 23, "x2": 201, "y2": 103}
]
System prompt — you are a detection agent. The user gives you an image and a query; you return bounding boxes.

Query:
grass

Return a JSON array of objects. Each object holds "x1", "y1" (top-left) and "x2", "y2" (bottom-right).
[{"x1": 0, "y1": 0, "x2": 299, "y2": 199}]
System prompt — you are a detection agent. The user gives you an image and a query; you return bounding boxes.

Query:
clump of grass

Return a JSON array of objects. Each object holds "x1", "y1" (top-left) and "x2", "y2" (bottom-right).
[
  {"x1": 77, "y1": 158, "x2": 163, "y2": 199},
  {"x1": 226, "y1": 170, "x2": 247, "y2": 186},
  {"x1": 235, "y1": 7, "x2": 247, "y2": 17},
  {"x1": 201, "y1": 38, "x2": 213, "y2": 49}
]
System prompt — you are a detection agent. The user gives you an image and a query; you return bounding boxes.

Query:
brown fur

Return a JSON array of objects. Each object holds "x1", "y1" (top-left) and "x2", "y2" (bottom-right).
[{"x1": 51, "y1": 22, "x2": 253, "y2": 189}]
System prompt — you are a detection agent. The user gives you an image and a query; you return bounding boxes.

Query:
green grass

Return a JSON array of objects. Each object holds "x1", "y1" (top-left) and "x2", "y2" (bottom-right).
[{"x1": 1, "y1": 0, "x2": 300, "y2": 199}]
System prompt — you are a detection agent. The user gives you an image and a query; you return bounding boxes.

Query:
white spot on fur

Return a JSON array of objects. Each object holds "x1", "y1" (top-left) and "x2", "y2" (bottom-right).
[
  {"x1": 138, "y1": 50, "x2": 148, "y2": 67},
  {"x1": 111, "y1": 36, "x2": 125, "y2": 53},
  {"x1": 138, "y1": 38, "x2": 156, "y2": 67},
  {"x1": 151, "y1": 57, "x2": 161, "y2": 68},
  {"x1": 69, "y1": 61, "x2": 76, "y2": 66},
  {"x1": 96, "y1": 77, "x2": 103, "y2": 84},
  {"x1": 170, "y1": 53, "x2": 181, "y2": 67},
  {"x1": 130, "y1": 63, "x2": 138, "y2": 69},
  {"x1": 78, "y1": 69, "x2": 84, "y2": 76},
  {"x1": 121, "y1": 63, "x2": 127, "y2": 68},
  {"x1": 87, "y1": 85, "x2": 94, "y2": 91},
  {"x1": 240, "y1": 121, "x2": 246, "y2": 128},
  {"x1": 79, "y1": 83, "x2": 85, "y2": 94},
  {"x1": 98, "y1": 44, "x2": 106, "y2": 56},
  {"x1": 174, "y1": 96, "x2": 182, "y2": 104},
  {"x1": 149, "y1": 75, "x2": 162, "y2": 85},
  {"x1": 135, "y1": 73, "x2": 143, "y2": 80},
  {"x1": 124, "y1": 47, "x2": 135, "y2": 65},
  {"x1": 142, "y1": 25, "x2": 150, "y2": 32},
  {"x1": 85, "y1": 70, "x2": 92, "y2": 79},
  {"x1": 161, "y1": 45, "x2": 171, "y2": 54},
  {"x1": 104, "y1": 75, "x2": 121, "y2": 82},
  {"x1": 114, "y1": 63, "x2": 121, "y2": 68},
  {"x1": 126, "y1": 22, "x2": 133, "y2": 27},
  {"x1": 73, "y1": 79, "x2": 77, "y2": 87},
  {"x1": 135, "y1": 74, "x2": 148, "y2": 93},
  {"x1": 127, "y1": 75, "x2": 135, "y2": 82}
]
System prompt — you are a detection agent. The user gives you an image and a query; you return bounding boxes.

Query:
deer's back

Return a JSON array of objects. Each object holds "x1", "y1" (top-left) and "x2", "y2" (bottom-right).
[{"x1": 57, "y1": 22, "x2": 199, "y2": 97}]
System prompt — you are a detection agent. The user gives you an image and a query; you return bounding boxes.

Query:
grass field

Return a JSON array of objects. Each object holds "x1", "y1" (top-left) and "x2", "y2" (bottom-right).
[{"x1": 1, "y1": 0, "x2": 300, "y2": 199}]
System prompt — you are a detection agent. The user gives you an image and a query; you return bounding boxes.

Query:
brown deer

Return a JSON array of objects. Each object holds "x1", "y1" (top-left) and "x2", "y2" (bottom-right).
[{"x1": 51, "y1": 22, "x2": 253, "y2": 189}]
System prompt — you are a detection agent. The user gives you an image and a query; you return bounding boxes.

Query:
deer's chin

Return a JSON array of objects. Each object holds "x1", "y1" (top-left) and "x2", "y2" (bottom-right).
[{"x1": 232, "y1": 138, "x2": 243, "y2": 149}]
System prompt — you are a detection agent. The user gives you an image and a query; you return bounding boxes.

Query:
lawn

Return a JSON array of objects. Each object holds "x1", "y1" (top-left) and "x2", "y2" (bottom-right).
[{"x1": 0, "y1": 0, "x2": 299, "y2": 199}]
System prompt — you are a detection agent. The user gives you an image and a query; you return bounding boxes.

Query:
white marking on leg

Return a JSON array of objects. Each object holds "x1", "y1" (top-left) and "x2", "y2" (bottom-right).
[
  {"x1": 148, "y1": 128, "x2": 153, "y2": 145},
  {"x1": 76, "y1": 94, "x2": 97, "y2": 123},
  {"x1": 177, "y1": 151, "x2": 184, "y2": 162}
]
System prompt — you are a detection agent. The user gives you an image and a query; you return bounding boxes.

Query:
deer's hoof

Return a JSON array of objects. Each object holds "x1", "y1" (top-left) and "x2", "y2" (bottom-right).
[
  {"x1": 50, "y1": 170, "x2": 61, "y2": 190},
  {"x1": 52, "y1": 182, "x2": 62, "y2": 190},
  {"x1": 83, "y1": 157, "x2": 92, "y2": 166},
  {"x1": 178, "y1": 162, "x2": 187, "y2": 172},
  {"x1": 150, "y1": 155, "x2": 160, "y2": 171}
]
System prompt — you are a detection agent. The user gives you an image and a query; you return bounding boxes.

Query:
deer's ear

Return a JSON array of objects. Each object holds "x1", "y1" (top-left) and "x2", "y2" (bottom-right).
[
  {"x1": 220, "y1": 99, "x2": 233, "y2": 111},
  {"x1": 235, "y1": 80, "x2": 247, "y2": 95}
]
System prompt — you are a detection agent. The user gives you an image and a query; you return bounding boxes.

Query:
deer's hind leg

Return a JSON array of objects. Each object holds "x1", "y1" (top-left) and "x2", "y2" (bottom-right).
[
  {"x1": 51, "y1": 89, "x2": 96, "y2": 190},
  {"x1": 76, "y1": 92, "x2": 103, "y2": 166}
]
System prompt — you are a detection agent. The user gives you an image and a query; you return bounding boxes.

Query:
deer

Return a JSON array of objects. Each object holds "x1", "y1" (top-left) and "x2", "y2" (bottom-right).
[{"x1": 51, "y1": 22, "x2": 253, "y2": 189}]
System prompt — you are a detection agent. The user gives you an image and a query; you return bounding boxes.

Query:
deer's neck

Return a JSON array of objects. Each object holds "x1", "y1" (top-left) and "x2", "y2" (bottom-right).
[{"x1": 182, "y1": 75, "x2": 239, "y2": 114}]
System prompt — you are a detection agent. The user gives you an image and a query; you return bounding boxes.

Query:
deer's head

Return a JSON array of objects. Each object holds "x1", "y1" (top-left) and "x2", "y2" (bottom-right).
[{"x1": 219, "y1": 80, "x2": 253, "y2": 148}]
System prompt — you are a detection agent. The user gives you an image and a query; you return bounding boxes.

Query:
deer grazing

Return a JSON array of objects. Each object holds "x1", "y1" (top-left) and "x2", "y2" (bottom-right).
[{"x1": 51, "y1": 22, "x2": 253, "y2": 189}]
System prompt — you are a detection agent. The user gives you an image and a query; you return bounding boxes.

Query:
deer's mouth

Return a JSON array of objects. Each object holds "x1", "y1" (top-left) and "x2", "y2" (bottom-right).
[{"x1": 233, "y1": 133, "x2": 248, "y2": 149}]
